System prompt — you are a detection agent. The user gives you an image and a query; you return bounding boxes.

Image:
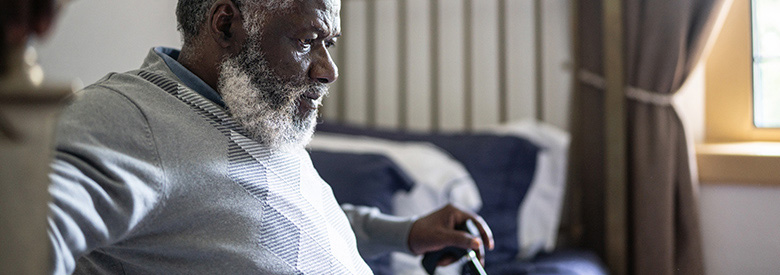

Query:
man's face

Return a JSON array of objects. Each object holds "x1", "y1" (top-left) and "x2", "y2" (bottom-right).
[{"x1": 218, "y1": 0, "x2": 340, "y2": 152}]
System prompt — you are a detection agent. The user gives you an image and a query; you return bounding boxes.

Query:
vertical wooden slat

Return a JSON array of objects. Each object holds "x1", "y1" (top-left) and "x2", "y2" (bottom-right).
[
  {"x1": 505, "y1": 0, "x2": 536, "y2": 121},
  {"x1": 534, "y1": 0, "x2": 545, "y2": 121},
  {"x1": 430, "y1": 0, "x2": 441, "y2": 131},
  {"x1": 540, "y1": 0, "x2": 574, "y2": 130},
  {"x1": 366, "y1": 0, "x2": 377, "y2": 127},
  {"x1": 602, "y1": 0, "x2": 628, "y2": 273},
  {"x1": 406, "y1": 0, "x2": 433, "y2": 131},
  {"x1": 336, "y1": 0, "x2": 348, "y2": 122},
  {"x1": 374, "y1": 0, "x2": 401, "y2": 129},
  {"x1": 497, "y1": 0, "x2": 508, "y2": 123},
  {"x1": 398, "y1": 0, "x2": 409, "y2": 129},
  {"x1": 471, "y1": 0, "x2": 500, "y2": 128},
  {"x1": 342, "y1": 0, "x2": 369, "y2": 125},
  {"x1": 463, "y1": 0, "x2": 474, "y2": 130},
  {"x1": 437, "y1": 0, "x2": 467, "y2": 131}
]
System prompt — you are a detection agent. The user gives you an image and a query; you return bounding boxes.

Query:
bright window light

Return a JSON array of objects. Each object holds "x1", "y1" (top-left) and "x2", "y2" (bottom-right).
[{"x1": 752, "y1": 0, "x2": 780, "y2": 128}]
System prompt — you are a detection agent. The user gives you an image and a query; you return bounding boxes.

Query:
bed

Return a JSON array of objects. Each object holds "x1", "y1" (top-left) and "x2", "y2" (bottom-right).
[
  {"x1": 307, "y1": 0, "x2": 607, "y2": 274},
  {"x1": 307, "y1": 121, "x2": 606, "y2": 274}
]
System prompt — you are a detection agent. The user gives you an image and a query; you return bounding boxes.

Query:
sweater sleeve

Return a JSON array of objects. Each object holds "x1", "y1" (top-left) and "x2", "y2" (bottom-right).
[
  {"x1": 341, "y1": 204, "x2": 417, "y2": 259},
  {"x1": 47, "y1": 85, "x2": 166, "y2": 275}
]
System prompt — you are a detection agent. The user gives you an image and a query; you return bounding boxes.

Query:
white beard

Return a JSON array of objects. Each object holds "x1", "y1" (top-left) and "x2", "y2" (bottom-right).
[{"x1": 218, "y1": 38, "x2": 327, "y2": 152}]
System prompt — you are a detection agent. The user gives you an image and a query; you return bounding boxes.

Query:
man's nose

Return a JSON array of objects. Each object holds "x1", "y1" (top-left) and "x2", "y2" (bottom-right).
[{"x1": 309, "y1": 46, "x2": 338, "y2": 84}]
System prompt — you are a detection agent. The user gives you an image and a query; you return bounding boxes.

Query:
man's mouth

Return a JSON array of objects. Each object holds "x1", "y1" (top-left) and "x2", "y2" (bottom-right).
[{"x1": 297, "y1": 90, "x2": 323, "y2": 111}]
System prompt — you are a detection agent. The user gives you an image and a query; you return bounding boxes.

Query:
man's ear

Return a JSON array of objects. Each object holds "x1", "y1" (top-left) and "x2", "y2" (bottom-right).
[{"x1": 208, "y1": 0, "x2": 246, "y2": 50}]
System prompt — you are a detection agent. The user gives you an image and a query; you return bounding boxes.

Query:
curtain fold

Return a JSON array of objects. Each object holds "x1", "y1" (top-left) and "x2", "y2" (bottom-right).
[
  {"x1": 624, "y1": 1, "x2": 724, "y2": 274},
  {"x1": 570, "y1": 0, "x2": 726, "y2": 274}
]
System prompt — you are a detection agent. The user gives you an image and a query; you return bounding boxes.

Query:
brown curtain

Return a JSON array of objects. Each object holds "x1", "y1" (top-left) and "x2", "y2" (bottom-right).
[{"x1": 569, "y1": 0, "x2": 726, "y2": 274}]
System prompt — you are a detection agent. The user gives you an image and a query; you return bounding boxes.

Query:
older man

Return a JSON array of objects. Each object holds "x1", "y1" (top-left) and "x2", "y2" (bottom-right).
[{"x1": 47, "y1": 0, "x2": 493, "y2": 274}]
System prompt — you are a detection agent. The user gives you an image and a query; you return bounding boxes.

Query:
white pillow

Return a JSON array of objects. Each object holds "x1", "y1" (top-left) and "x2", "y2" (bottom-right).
[{"x1": 486, "y1": 119, "x2": 571, "y2": 258}]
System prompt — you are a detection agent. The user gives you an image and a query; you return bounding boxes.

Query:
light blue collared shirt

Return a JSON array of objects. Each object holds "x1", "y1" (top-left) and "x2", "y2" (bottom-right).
[{"x1": 154, "y1": 47, "x2": 226, "y2": 108}]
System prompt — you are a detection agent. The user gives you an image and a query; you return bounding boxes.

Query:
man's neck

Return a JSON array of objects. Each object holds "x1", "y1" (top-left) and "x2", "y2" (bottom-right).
[{"x1": 177, "y1": 44, "x2": 221, "y2": 94}]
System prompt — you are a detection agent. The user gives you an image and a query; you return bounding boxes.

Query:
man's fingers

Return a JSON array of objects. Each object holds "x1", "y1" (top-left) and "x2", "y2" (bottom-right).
[
  {"x1": 470, "y1": 216, "x2": 495, "y2": 251},
  {"x1": 454, "y1": 230, "x2": 486, "y2": 266},
  {"x1": 475, "y1": 237, "x2": 485, "y2": 264},
  {"x1": 436, "y1": 256, "x2": 458, "y2": 267},
  {"x1": 444, "y1": 231, "x2": 480, "y2": 251}
]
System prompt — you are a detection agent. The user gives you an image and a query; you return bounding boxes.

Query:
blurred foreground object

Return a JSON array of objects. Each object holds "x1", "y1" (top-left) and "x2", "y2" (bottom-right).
[
  {"x1": 0, "y1": 0, "x2": 60, "y2": 76},
  {"x1": 1, "y1": 0, "x2": 72, "y2": 274}
]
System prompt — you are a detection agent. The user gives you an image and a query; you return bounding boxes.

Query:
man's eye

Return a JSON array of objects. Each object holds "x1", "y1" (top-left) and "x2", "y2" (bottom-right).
[
  {"x1": 299, "y1": 39, "x2": 314, "y2": 50},
  {"x1": 325, "y1": 40, "x2": 336, "y2": 48}
]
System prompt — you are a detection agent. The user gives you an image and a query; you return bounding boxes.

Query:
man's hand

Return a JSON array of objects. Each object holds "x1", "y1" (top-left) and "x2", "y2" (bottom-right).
[{"x1": 407, "y1": 204, "x2": 494, "y2": 266}]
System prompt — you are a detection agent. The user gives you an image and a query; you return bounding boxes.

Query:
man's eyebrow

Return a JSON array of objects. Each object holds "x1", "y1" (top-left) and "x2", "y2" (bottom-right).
[
  {"x1": 311, "y1": 25, "x2": 340, "y2": 39},
  {"x1": 307, "y1": 18, "x2": 339, "y2": 37}
]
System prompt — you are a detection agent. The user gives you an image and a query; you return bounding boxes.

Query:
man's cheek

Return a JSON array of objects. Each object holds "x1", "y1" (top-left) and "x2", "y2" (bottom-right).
[{"x1": 282, "y1": 53, "x2": 314, "y2": 83}]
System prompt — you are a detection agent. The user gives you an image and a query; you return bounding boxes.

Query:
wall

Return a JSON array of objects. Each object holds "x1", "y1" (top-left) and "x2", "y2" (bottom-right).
[
  {"x1": 36, "y1": 0, "x2": 181, "y2": 87},
  {"x1": 699, "y1": 183, "x2": 780, "y2": 275}
]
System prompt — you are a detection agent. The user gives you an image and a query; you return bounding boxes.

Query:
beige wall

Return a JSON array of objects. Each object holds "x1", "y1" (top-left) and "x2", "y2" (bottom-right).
[
  {"x1": 37, "y1": 0, "x2": 181, "y2": 86},
  {"x1": 699, "y1": 184, "x2": 780, "y2": 275}
]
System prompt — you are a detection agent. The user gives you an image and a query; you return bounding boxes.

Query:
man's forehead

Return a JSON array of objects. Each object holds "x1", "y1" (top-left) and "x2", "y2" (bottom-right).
[
  {"x1": 306, "y1": 0, "x2": 341, "y2": 12},
  {"x1": 295, "y1": 0, "x2": 341, "y2": 32},
  {"x1": 245, "y1": 0, "x2": 340, "y2": 35},
  {"x1": 248, "y1": 0, "x2": 340, "y2": 17},
  {"x1": 278, "y1": 0, "x2": 338, "y2": 12},
  {"x1": 300, "y1": 0, "x2": 341, "y2": 18}
]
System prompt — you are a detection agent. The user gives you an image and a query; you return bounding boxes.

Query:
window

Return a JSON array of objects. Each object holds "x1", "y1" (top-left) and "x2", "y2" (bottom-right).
[
  {"x1": 751, "y1": 0, "x2": 780, "y2": 128},
  {"x1": 698, "y1": 0, "x2": 780, "y2": 185},
  {"x1": 705, "y1": 0, "x2": 780, "y2": 142}
]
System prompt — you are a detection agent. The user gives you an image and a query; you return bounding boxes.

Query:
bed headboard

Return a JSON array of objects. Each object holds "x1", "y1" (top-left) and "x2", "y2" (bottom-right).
[{"x1": 322, "y1": 0, "x2": 573, "y2": 132}]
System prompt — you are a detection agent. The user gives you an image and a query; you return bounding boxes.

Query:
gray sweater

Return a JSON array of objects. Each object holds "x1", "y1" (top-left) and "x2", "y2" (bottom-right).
[{"x1": 47, "y1": 49, "x2": 414, "y2": 274}]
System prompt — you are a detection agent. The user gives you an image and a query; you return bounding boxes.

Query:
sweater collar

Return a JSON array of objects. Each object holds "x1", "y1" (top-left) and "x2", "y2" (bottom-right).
[{"x1": 142, "y1": 47, "x2": 226, "y2": 108}]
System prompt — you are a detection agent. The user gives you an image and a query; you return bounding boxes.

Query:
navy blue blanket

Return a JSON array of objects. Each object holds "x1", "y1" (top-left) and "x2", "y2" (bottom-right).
[
  {"x1": 482, "y1": 250, "x2": 608, "y2": 275},
  {"x1": 315, "y1": 122, "x2": 541, "y2": 266}
]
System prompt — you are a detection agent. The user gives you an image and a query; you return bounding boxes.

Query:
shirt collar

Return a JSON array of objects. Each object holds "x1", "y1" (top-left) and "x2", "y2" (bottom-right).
[{"x1": 153, "y1": 47, "x2": 226, "y2": 108}]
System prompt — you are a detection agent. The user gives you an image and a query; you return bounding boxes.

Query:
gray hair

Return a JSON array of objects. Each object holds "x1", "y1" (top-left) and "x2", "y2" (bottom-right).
[{"x1": 176, "y1": 0, "x2": 293, "y2": 45}]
